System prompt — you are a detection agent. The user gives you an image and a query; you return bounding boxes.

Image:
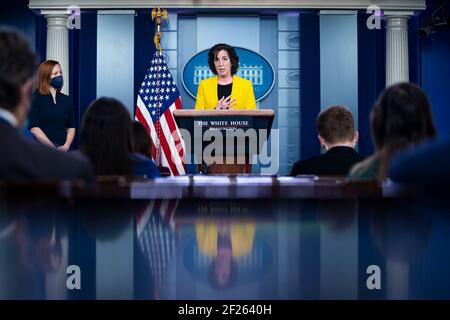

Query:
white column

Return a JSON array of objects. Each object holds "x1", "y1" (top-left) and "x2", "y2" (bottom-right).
[
  {"x1": 385, "y1": 11, "x2": 413, "y2": 87},
  {"x1": 43, "y1": 11, "x2": 70, "y2": 95}
]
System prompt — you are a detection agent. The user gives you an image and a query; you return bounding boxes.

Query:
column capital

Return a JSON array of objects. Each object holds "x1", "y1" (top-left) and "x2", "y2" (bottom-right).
[
  {"x1": 41, "y1": 10, "x2": 69, "y2": 17},
  {"x1": 384, "y1": 11, "x2": 411, "y2": 31},
  {"x1": 44, "y1": 14, "x2": 68, "y2": 29},
  {"x1": 383, "y1": 10, "x2": 414, "y2": 18}
]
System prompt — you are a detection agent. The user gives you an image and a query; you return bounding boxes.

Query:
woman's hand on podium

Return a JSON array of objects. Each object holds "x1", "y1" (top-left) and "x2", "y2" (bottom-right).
[{"x1": 215, "y1": 95, "x2": 236, "y2": 110}]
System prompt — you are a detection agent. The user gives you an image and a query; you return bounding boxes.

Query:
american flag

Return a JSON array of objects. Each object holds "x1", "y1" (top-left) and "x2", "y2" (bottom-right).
[
  {"x1": 136, "y1": 200, "x2": 178, "y2": 299},
  {"x1": 135, "y1": 51, "x2": 185, "y2": 176}
]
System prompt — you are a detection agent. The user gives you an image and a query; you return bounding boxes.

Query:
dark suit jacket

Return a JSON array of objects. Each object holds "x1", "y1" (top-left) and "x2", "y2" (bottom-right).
[
  {"x1": 0, "y1": 120, "x2": 93, "y2": 182},
  {"x1": 290, "y1": 146, "x2": 366, "y2": 176}
]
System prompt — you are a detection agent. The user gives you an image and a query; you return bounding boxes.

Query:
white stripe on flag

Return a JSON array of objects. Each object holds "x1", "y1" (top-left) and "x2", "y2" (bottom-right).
[
  {"x1": 137, "y1": 201, "x2": 155, "y2": 237},
  {"x1": 136, "y1": 96, "x2": 159, "y2": 147},
  {"x1": 169, "y1": 104, "x2": 187, "y2": 160},
  {"x1": 159, "y1": 109, "x2": 186, "y2": 175}
]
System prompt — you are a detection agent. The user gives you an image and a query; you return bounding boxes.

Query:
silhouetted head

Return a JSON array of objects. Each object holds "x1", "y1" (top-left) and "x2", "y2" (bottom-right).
[
  {"x1": 132, "y1": 120, "x2": 152, "y2": 158},
  {"x1": 369, "y1": 83, "x2": 437, "y2": 179},
  {"x1": 371, "y1": 83, "x2": 436, "y2": 154},
  {"x1": 80, "y1": 97, "x2": 133, "y2": 175},
  {"x1": 0, "y1": 27, "x2": 37, "y2": 127}
]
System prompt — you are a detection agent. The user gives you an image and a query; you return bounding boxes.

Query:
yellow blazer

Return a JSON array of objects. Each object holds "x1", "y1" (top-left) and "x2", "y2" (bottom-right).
[
  {"x1": 194, "y1": 75, "x2": 256, "y2": 110},
  {"x1": 195, "y1": 223, "x2": 256, "y2": 258}
]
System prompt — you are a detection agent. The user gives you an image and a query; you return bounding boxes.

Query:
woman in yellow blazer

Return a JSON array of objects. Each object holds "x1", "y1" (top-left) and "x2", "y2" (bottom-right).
[{"x1": 195, "y1": 43, "x2": 256, "y2": 110}]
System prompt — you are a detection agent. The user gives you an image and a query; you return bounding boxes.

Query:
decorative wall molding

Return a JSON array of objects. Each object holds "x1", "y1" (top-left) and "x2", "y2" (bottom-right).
[{"x1": 29, "y1": 0, "x2": 426, "y2": 11}]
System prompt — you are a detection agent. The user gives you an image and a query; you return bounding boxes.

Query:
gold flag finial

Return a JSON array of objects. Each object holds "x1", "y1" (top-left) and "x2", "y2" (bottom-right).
[{"x1": 151, "y1": 7, "x2": 169, "y2": 53}]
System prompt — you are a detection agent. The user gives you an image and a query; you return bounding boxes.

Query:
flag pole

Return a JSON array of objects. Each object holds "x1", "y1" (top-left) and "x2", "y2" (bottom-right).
[
  {"x1": 151, "y1": 7, "x2": 168, "y2": 54},
  {"x1": 151, "y1": 7, "x2": 168, "y2": 166}
]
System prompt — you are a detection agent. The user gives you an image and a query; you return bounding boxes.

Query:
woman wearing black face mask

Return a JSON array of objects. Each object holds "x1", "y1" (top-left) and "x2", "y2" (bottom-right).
[{"x1": 28, "y1": 60, "x2": 75, "y2": 152}]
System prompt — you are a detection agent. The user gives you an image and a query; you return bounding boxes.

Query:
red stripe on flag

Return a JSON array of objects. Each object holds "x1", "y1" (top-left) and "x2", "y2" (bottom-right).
[
  {"x1": 157, "y1": 119, "x2": 180, "y2": 176},
  {"x1": 175, "y1": 97, "x2": 182, "y2": 110},
  {"x1": 164, "y1": 200, "x2": 177, "y2": 224},
  {"x1": 151, "y1": 140, "x2": 157, "y2": 160},
  {"x1": 135, "y1": 208, "x2": 147, "y2": 227},
  {"x1": 135, "y1": 107, "x2": 150, "y2": 132},
  {"x1": 164, "y1": 109, "x2": 185, "y2": 160}
]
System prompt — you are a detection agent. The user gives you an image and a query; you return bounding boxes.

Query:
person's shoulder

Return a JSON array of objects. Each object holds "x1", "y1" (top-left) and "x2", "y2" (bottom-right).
[
  {"x1": 298, "y1": 154, "x2": 327, "y2": 165},
  {"x1": 130, "y1": 152, "x2": 151, "y2": 162},
  {"x1": 57, "y1": 92, "x2": 70, "y2": 98},
  {"x1": 348, "y1": 154, "x2": 379, "y2": 180},
  {"x1": 32, "y1": 92, "x2": 48, "y2": 103},
  {"x1": 199, "y1": 76, "x2": 217, "y2": 86},
  {"x1": 46, "y1": 148, "x2": 93, "y2": 180},
  {"x1": 355, "y1": 152, "x2": 367, "y2": 162},
  {"x1": 57, "y1": 92, "x2": 72, "y2": 103},
  {"x1": 130, "y1": 152, "x2": 159, "y2": 169},
  {"x1": 0, "y1": 120, "x2": 17, "y2": 137},
  {"x1": 397, "y1": 138, "x2": 450, "y2": 163},
  {"x1": 234, "y1": 75, "x2": 252, "y2": 86},
  {"x1": 291, "y1": 154, "x2": 325, "y2": 175},
  {"x1": 6, "y1": 134, "x2": 93, "y2": 180},
  {"x1": 31, "y1": 141, "x2": 89, "y2": 166},
  {"x1": 68, "y1": 150, "x2": 91, "y2": 164},
  {"x1": 130, "y1": 152, "x2": 161, "y2": 178}
]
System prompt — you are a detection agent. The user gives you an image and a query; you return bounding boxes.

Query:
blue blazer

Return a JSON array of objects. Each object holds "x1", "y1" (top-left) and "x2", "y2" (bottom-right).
[{"x1": 130, "y1": 153, "x2": 161, "y2": 178}]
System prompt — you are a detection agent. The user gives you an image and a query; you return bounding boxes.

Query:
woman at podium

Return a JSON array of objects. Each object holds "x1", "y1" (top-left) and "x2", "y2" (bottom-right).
[{"x1": 195, "y1": 43, "x2": 256, "y2": 110}]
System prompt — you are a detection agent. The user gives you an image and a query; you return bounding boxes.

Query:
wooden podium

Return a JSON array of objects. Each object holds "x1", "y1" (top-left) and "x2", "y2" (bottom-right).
[{"x1": 174, "y1": 109, "x2": 275, "y2": 174}]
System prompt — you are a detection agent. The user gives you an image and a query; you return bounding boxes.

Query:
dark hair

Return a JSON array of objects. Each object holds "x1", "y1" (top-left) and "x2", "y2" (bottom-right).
[
  {"x1": 0, "y1": 27, "x2": 37, "y2": 111},
  {"x1": 80, "y1": 97, "x2": 133, "y2": 175},
  {"x1": 316, "y1": 105, "x2": 356, "y2": 144},
  {"x1": 208, "y1": 43, "x2": 239, "y2": 75},
  {"x1": 132, "y1": 121, "x2": 152, "y2": 158},
  {"x1": 371, "y1": 82, "x2": 437, "y2": 178}
]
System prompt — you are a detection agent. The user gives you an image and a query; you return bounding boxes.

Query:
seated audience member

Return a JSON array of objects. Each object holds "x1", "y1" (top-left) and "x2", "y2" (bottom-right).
[
  {"x1": 290, "y1": 105, "x2": 365, "y2": 176},
  {"x1": 132, "y1": 121, "x2": 171, "y2": 177},
  {"x1": 389, "y1": 137, "x2": 450, "y2": 185},
  {"x1": 132, "y1": 121, "x2": 152, "y2": 158},
  {"x1": 79, "y1": 97, "x2": 160, "y2": 178},
  {"x1": 0, "y1": 27, "x2": 93, "y2": 182},
  {"x1": 349, "y1": 83, "x2": 437, "y2": 181}
]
